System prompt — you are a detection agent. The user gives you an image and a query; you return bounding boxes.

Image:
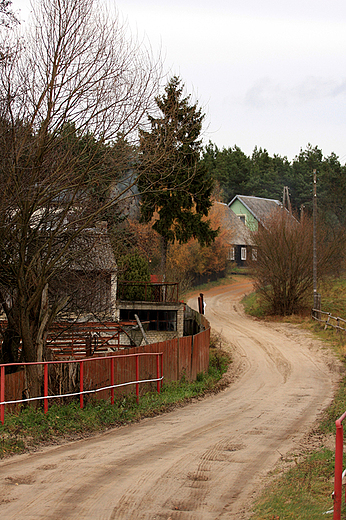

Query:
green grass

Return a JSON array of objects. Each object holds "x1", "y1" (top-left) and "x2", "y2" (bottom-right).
[
  {"x1": 251, "y1": 450, "x2": 337, "y2": 519},
  {"x1": 0, "y1": 348, "x2": 230, "y2": 458},
  {"x1": 242, "y1": 290, "x2": 269, "y2": 318},
  {"x1": 319, "y1": 277, "x2": 346, "y2": 319}
]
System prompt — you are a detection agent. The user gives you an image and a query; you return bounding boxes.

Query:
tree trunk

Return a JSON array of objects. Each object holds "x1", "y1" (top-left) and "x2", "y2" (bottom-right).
[
  {"x1": 0, "y1": 312, "x2": 21, "y2": 368},
  {"x1": 161, "y1": 236, "x2": 168, "y2": 276},
  {"x1": 20, "y1": 301, "x2": 42, "y2": 402}
]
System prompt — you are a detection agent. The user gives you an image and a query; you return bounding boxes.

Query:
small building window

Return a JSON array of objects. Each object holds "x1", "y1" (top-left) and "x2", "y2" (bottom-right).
[
  {"x1": 241, "y1": 247, "x2": 247, "y2": 261},
  {"x1": 120, "y1": 309, "x2": 177, "y2": 331},
  {"x1": 228, "y1": 247, "x2": 235, "y2": 261},
  {"x1": 239, "y1": 215, "x2": 246, "y2": 225},
  {"x1": 252, "y1": 248, "x2": 258, "y2": 261}
]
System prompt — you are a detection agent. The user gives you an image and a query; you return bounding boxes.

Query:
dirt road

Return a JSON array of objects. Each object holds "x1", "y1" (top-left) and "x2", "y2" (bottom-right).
[{"x1": 0, "y1": 278, "x2": 341, "y2": 519}]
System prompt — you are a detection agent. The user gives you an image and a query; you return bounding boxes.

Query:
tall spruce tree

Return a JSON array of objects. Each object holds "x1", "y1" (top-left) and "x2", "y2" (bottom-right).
[{"x1": 138, "y1": 76, "x2": 217, "y2": 273}]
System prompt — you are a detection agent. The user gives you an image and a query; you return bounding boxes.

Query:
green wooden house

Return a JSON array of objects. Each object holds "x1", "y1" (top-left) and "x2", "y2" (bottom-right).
[{"x1": 228, "y1": 195, "x2": 282, "y2": 232}]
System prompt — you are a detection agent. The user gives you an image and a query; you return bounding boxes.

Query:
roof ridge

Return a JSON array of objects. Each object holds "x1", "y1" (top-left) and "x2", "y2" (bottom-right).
[{"x1": 237, "y1": 195, "x2": 281, "y2": 204}]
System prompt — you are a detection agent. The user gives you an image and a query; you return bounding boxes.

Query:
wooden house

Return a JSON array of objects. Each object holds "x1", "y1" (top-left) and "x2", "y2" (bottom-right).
[
  {"x1": 228, "y1": 195, "x2": 282, "y2": 232},
  {"x1": 50, "y1": 222, "x2": 117, "y2": 320},
  {"x1": 215, "y1": 202, "x2": 255, "y2": 267}
]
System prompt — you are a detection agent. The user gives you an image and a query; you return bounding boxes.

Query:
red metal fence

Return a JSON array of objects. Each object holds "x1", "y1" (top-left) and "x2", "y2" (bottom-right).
[
  {"x1": 333, "y1": 411, "x2": 346, "y2": 519},
  {"x1": 0, "y1": 352, "x2": 163, "y2": 425},
  {"x1": 117, "y1": 281, "x2": 179, "y2": 303},
  {"x1": 0, "y1": 325, "x2": 210, "y2": 424}
]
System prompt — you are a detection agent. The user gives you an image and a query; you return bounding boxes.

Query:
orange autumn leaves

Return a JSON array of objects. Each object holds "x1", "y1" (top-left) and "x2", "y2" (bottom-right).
[{"x1": 127, "y1": 202, "x2": 233, "y2": 282}]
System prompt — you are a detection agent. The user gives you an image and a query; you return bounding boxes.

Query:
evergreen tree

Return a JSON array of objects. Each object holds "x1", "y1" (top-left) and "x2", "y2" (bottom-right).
[
  {"x1": 319, "y1": 152, "x2": 346, "y2": 226},
  {"x1": 246, "y1": 147, "x2": 290, "y2": 201},
  {"x1": 138, "y1": 76, "x2": 217, "y2": 272},
  {"x1": 202, "y1": 143, "x2": 252, "y2": 203},
  {"x1": 289, "y1": 144, "x2": 323, "y2": 213},
  {"x1": 118, "y1": 253, "x2": 150, "y2": 301}
]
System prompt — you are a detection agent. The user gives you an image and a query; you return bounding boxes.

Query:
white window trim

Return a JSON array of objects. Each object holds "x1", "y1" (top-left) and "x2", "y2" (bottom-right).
[{"x1": 228, "y1": 247, "x2": 235, "y2": 261}]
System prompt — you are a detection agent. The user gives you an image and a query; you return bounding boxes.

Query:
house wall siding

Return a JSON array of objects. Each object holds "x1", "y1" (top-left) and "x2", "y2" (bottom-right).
[{"x1": 229, "y1": 200, "x2": 258, "y2": 231}]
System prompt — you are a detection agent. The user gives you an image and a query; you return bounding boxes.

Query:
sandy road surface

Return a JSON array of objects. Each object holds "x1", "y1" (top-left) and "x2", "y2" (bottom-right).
[{"x1": 0, "y1": 278, "x2": 341, "y2": 519}]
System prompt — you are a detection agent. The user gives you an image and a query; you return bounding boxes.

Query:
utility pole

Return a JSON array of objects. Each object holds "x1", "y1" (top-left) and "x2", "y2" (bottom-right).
[
  {"x1": 283, "y1": 186, "x2": 292, "y2": 213},
  {"x1": 300, "y1": 204, "x2": 305, "y2": 224},
  {"x1": 313, "y1": 169, "x2": 321, "y2": 314}
]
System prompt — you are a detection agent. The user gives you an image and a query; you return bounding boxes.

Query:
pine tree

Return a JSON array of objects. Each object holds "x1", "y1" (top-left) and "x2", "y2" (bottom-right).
[{"x1": 138, "y1": 76, "x2": 217, "y2": 273}]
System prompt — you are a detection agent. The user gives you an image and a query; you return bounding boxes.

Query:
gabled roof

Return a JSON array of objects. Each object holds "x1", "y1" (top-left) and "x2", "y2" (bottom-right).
[
  {"x1": 214, "y1": 202, "x2": 254, "y2": 246},
  {"x1": 70, "y1": 225, "x2": 116, "y2": 272},
  {"x1": 228, "y1": 195, "x2": 282, "y2": 227}
]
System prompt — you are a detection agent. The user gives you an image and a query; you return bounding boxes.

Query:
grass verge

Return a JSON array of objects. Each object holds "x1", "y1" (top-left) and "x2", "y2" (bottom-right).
[
  {"x1": 247, "y1": 276, "x2": 346, "y2": 519},
  {"x1": 251, "y1": 449, "x2": 338, "y2": 519},
  {"x1": 0, "y1": 346, "x2": 230, "y2": 459}
]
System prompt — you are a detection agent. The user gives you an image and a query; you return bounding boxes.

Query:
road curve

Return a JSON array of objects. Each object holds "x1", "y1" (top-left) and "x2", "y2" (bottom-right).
[{"x1": 0, "y1": 278, "x2": 340, "y2": 519}]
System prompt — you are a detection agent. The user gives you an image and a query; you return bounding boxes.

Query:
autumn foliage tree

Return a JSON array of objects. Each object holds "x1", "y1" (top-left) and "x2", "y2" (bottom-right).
[
  {"x1": 124, "y1": 218, "x2": 162, "y2": 272},
  {"x1": 251, "y1": 209, "x2": 346, "y2": 315},
  {"x1": 166, "y1": 201, "x2": 233, "y2": 289}
]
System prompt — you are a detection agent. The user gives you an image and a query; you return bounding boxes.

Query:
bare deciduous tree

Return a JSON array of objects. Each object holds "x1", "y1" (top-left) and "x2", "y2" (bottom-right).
[
  {"x1": 0, "y1": 0, "x2": 18, "y2": 27},
  {"x1": 0, "y1": 0, "x2": 161, "y2": 396},
  {"x1": 251, "y1": 208, "x2": 346, "y2": 316}
]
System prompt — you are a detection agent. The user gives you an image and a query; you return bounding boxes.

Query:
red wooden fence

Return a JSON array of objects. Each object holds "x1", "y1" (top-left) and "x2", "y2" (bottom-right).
[
  {"x1": 0, "y1": 352, "x2": 163, "y2": 424},
  {"x1": 1, "y1": 325, "x2": 210, "y2": 420}
]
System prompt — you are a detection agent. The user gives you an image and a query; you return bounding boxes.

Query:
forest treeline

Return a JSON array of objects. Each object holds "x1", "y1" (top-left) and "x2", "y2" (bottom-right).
[{"x1": 202, "y1": 142, "x2": 346, "y2": 226}]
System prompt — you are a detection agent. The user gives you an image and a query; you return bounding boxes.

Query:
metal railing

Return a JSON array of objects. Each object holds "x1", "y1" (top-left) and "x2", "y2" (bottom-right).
[
  {"x1": 0, "y1": 352, "x2": 163, "y2": 425},
  {"x1": 46, "y1": 321, "x2": 136, "y2": 357},
  {"x1": 117, "y1": 281, "x2": 179, "y2": 303},
  {"x1": 333, "y1": 411, "x2": 346, "y2": 519},
  {"x1": 0, "y1": 320, "x2": 142, "y2": 358}
]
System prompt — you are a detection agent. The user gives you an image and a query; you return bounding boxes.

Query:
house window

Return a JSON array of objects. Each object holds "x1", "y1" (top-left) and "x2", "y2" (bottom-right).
[
  {"x1": 239, "y1": 215, "x2": 246, "y2": 225},
  {"x1": 241, "y1": 247, "x2": 247, "y2": 261},
  {"x1": 252, "y1": 248, "x2": 258, "y2": 261},
  {"x1": 120, "y1": 309, "x2": 177, "y2": 331},
  {"x1": 228, "y1": 247, "x2": 235, "y2": 261}
]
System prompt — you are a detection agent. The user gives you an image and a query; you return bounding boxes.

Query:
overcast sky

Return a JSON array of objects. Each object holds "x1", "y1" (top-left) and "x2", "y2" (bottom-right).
[{"x1": 12, "y1": 0, "x2": 346, "y2": 162}]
